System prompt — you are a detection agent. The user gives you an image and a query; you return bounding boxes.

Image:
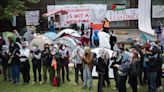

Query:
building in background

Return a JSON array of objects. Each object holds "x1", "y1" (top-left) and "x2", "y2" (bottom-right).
[{"x1": 4, "y1": 0, "x2": 164, "y2": 32}]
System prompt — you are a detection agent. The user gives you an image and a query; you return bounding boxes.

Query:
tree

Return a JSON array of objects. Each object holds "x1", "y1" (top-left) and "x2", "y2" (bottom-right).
[{"x1": 0, "y1": 0, "x2": 40, "y2": 20}]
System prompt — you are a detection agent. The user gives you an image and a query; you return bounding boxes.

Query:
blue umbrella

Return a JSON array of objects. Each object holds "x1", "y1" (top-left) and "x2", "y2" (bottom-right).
[{"x1": 43, "y1": 32, "x2": 57, "y2": 40}]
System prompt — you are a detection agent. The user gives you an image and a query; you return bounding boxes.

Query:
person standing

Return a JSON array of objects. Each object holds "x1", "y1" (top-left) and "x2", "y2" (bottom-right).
[
  {"x1": 51, "y1": 44, "x2": 62, "y2": 86},
  {"x1": 31, "y1": 44, "x2": 42, "y2": 84},
  {"x1": 96, "y1": 49, "x2": 107, "y2": 92},
  {"x1": 82, "y1": 47, "x2": 93, "y2": 90},
  {"x1": 71, "y1": 46, "x2": 83, "y2": 85},
  {"x1": 41, "y1": 44, "x2": 52, "y2": 84},
  {"x1": 129, "y1": 51, "x2": 140, "y2": 92},
  {"x1": 11, "y1": 38, "x2": 21, "y2": 84},
  {"x1": 113, "y1": 50, "x2": 130, "y2": 92},
  {"x1": 19, "y1": 42, "x2": 30, "y2": 84},
  {"x1": 102, "y1": 18, "x2": 110, "y2": 33},
  {"x1": 1, "y1": 44, "x2": 10, "y2": 81},
  {"x1": 59, "y1": 45, "x2": 70, "y2": 83},
  {"x1": 49, "y1": 17, "x2": 55, "y2": 32},
  {"x1": 146, "y1": 48, "x2": 158, "y2": 92}
]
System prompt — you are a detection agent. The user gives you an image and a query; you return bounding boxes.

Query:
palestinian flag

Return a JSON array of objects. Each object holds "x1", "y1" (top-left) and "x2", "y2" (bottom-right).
[{"x1": 112, "y1": 4, "x2": 126, "y2": 10}]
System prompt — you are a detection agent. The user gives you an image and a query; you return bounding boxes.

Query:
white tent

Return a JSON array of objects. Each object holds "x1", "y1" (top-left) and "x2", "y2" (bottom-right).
[{"x1": 54, "y1": 29, "x2": 81, "y2": 40}]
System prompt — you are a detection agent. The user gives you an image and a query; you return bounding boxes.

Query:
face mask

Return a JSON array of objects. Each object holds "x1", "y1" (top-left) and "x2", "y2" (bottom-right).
[
  {"x1": 33, "y1": 47, "x2": 37, "y2": 51},
  {"x1": 62, "y1": 46, "x2": 66, "y2": 50}
]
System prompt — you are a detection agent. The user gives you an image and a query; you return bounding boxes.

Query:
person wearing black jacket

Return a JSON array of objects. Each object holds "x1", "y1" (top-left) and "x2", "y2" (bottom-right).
[
  {"x1": 31, "y1": 44, "x2": 42, "y2": 84},
  {"x1": 96, "y1": 49, "x2": 108, "y2": 92},
  {"x1": 11, "y1": 39, "x2": 21, "y2": 84},
  {"x1": 41, "y1": 44, "x2": 52, "y2": 84}
]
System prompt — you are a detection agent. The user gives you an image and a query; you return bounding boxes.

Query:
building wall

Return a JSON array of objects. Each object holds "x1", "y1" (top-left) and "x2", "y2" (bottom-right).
[{"x1": 15, "y1": 0, "x2": 164, "y2": 32}]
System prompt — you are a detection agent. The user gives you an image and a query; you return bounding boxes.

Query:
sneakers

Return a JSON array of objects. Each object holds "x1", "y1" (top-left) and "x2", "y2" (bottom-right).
[
  {"x1": 73, "y1": 83, "x2": 77, "y2": 86},
  {"x1": 157, "y1": 86, "x2": 163, "y2": 91},
  {"x1": 32, "y1": 82, "x2": 36, "y2": 85},
  {"x1": 39, "y1": 81, "x2": 43, "y2": 84}
]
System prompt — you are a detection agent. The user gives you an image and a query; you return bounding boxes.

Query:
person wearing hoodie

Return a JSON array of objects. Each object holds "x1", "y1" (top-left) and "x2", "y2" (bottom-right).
[
  {"x1": 71, "y1": 46, "x2": 84, "y2": 85},
  {"x1": 96, "y1": 48, "x2": 108, "y2": 92},
  {"x1": 11, "y1": 38, "x2": 21, "y2": 84},
  {"x1": 113, "y1": 49, "x2": 130, "y2": 92},
  {"x1": 92, "y1": 30, "x2": 99, "y2": 47}
]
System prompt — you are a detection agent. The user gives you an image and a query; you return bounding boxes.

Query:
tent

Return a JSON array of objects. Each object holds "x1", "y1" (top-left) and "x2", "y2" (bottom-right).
[
  {"x1": 43, "y1": 32, "x2": 57, "y2": 40},
  {"x1": 53, "y1": 36, "x2": 79, "y2": 50},
  {"x1": 23, "y1": 30, "x2": 32, "y2": 42},
  {"x1": 29, "y1": 35, "x2": 52, "y2": 50},
  {"x1": 54, "y1": 29, "x2": 81, "y2": 40}
]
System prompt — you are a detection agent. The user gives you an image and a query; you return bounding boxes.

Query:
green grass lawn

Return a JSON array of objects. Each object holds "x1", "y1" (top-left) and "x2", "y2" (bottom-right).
[{"x1": 0, "y1": 66, "x2": 163, "y2": 92}]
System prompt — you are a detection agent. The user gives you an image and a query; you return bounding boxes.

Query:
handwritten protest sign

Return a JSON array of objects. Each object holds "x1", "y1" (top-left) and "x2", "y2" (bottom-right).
[
  {"x1": 47, "y1": 4, "x2": 107, "y2": 28},
  {"x1": 107, "y1": 8, "x2": 138, "y2": 21},
  {"x1": 25, "y1": 10, "x2": 40, "y2": 26}
]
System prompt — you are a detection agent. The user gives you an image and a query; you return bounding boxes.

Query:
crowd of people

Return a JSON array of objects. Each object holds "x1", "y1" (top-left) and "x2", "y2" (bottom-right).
[{"x1": 0, "y1": 19, "x2": 163, "y2": 92}]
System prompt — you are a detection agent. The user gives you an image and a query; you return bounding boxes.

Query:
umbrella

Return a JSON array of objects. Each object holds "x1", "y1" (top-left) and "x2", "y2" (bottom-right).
[
  {"x1": 43, "y1": 10, "x2": 68, "y2": 17},
  {"x1": 2, "y1": 32, "x2": 17, "y2": 45},
  {"x1": 54, "y1": 29, "x2": 81, "y2": 40},
  {"x1": 29, "y1": 35, "x2": 53, "y2": 50},
  {"x1": 43, "y1": 32, "x2": 57, "y2": 40},
  {"x1": 23, "y1": 30, "x2": 32, "y2": 42},
  {"x1": 53, "y1": 36, "x2": 77, "y2": 50}
]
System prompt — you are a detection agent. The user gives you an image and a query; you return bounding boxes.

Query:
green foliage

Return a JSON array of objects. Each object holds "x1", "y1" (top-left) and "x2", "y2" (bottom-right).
[{"x1": 0, "y1": 0, "x2": 40, "y2": 20}]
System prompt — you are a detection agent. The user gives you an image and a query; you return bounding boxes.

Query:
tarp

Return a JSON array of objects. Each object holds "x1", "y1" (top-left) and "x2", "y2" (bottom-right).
[
  {"x1": 153, "y1": 5, "x2": 164, "y2": 18},
  {"x1": 54, "y1": 29, "x2": 81, "y2": 40},
  {"x1": 43, "y1": 32, "x2": 57, "y2": 40},
  {"x1": 138, "y1": 0, "x2": 154, "y2": 35},
  {"x1": 53, "y1": 36, "x2": 78, "y2": 50},
  {"x1": 2, "y1": 32, "x2": 17, "y2": 45},
  {"x1": 91, "y1": 47, "x2": 114, "y2": 78},
  {"x1": 98, "y1": 31, "x2": 111, "y2": 49},
  {"x1": 23, "y1": 30, "x2": 32, "y2": 42}
]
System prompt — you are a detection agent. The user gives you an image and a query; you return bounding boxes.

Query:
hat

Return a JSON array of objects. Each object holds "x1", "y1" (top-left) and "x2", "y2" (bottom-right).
[{"x1": 84, "y1": 47, "x2": 91, "y2": 53}]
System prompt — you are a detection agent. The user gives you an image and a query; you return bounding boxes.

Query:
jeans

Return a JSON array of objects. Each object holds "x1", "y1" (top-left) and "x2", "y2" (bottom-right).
[
  {"x1": 12, "y1": 64, "x2": 20, "y2": 83},
  {"x1": 148, "y1": 72, "x2": 157, "y2": 92},
  {"x1": 32, "y1": 63, "x2": 41, "y2": 82},
  {"x1": 83, "y1": 64, "x2": 92, "y2": 88},
  {"x1": 75, "y1": 64, "x2": 83, "y2": 84},
  {"x1": 118, "y1": 75, "x2": 127, "y2": 92},
  {"x1": 98, "y1": 74, "x2": 104, "y2": 92}
]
